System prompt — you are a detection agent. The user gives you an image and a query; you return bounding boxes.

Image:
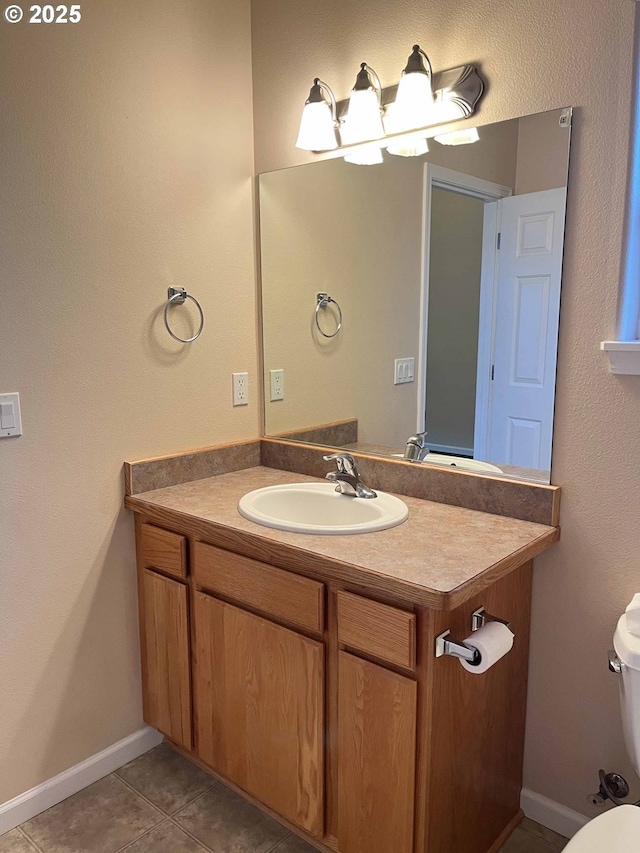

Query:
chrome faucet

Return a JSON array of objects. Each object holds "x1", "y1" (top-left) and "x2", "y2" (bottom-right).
[
  {"x1": 324, "y1": 453, "x2": 377, "y2": 499},
  {"x1": 403, "y1": 430, "x2": 430, "y2": 462}
]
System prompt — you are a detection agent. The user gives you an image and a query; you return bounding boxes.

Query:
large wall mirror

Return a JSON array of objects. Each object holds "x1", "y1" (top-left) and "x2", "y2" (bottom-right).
[{"x1": 259, "y1": 108, "x2": 572, "y2": 484}]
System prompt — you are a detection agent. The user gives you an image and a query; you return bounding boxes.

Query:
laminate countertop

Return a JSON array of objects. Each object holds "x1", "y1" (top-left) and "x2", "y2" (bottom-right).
[{"x1": 124, "y1": 465, "x2": 559, "y2": 610}]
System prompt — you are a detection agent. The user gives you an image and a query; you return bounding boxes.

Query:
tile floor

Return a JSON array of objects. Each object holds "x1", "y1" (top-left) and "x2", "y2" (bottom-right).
[{"x1": 0, "y1": 744, "x2": 568, "y2": 853}]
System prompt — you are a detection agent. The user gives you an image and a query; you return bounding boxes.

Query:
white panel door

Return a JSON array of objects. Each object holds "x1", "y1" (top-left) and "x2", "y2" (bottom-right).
[{"x1": 487, "y1": 187, "x2": 566, "y2": 471}]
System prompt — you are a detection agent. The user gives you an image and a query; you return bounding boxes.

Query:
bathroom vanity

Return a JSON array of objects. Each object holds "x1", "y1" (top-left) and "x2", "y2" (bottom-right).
[{"x1": 124, "y1": 440, "x2": 560, "y2": 853}]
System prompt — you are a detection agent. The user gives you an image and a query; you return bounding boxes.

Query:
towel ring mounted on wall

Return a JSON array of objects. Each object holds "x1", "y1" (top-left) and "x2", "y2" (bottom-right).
[
  {"x1": 315, "y1": 292, "x2": 343, "y2": 338},
  {"x1": 163, "y1": 287, "x2": 205, "y2": 343}
]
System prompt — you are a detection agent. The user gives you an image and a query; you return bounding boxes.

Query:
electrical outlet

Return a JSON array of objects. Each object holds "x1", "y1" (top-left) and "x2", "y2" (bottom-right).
[
  {"x1": 269, "y1": 369, "x2": 284, "y2": 401},
  {"x1": 394, "y1": 358, "x2": 415, "y2": 385},
  {"x1": 232, "y1": 372, "x2": 249, "y2": 406}
]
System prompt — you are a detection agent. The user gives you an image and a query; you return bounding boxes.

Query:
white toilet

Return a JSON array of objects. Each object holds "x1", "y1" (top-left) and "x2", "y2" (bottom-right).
[{"x1": 563, "y1": 595, "x2": 640, "y2": 851}]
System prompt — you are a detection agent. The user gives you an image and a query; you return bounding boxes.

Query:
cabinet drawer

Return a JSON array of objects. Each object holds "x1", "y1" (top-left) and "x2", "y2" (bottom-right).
[
  {"x1": 337, "y1": 591, "x2": 416, "y2": 670},
  {"x1": 193, "y1": 542, "x2": 324, "y2": 635},
  {"x1": 140, "y1": 522, "x2": 187, "y2": 579}
]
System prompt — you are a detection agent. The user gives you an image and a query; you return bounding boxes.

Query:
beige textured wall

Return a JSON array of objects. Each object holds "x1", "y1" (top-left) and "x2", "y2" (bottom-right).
[
  {"x1": 516, "y1": 110, "x2": 571, "y2": 194},
  {"x1": 0, "y1": 0, "x2": 257, "y2": 801},
  {"x1": 252, "y1": 0, "x2": 640, "y2": 816}
]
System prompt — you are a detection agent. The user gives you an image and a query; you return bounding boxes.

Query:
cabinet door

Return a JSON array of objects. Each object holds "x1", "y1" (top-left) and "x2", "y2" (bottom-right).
[
  {"x1": 337, "y1": 651, "x2": 417, "y2": 853},
  {"x1": 195, "y1": 593, "x2": 324, "y2": 837},
  {"x1": 140, "y1": 569, "x2": 192, "y2": 749}
]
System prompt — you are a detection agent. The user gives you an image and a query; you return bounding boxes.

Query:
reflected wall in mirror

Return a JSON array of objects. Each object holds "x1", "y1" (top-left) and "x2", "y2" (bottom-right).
[{"x1": 259, "y1": 108, "x2": 571, "y2": 483}]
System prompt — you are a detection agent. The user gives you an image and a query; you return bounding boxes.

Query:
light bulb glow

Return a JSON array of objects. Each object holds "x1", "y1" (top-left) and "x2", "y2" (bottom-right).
[
  {"x1": 392, "y1": 71, "x2": 434, "y2": 132},
  {"x1": 386, "y1": 136, "x2": 429, "y2": 157},
  {"x1": 343, "y1": 145, "x2": 384, "y2": 165},
  {"x1": 295, "y1": 101, "x2": 338, "y2": 151},
  {"x1": 342, "y1": 89, "x2": 385, "y2": 145},
  {"x1": 433, "y1": 127, "x2": 480, "y2": 146}
]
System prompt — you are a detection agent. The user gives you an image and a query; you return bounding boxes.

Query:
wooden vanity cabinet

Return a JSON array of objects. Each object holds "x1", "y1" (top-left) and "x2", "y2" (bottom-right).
[
  {"x1": 136, "y1": 522, "x2": 192, "y2": 750},
  {"x1": 132, "y1": 515, "x2": 533, "y2": 853},
  {"x1": 192, "y1": 541, "x2": 326, "y2": 837},
  {"x1": 337, "y1": 651, "x2": 417, "y2": 853},
  {"x1": 194, "y1": 593, "x2": 324, "y2": 837}
]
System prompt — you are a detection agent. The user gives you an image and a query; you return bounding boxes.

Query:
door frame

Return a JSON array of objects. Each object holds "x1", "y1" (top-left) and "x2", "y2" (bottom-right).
[{"x1": 417, "y1": 164, "x2": 512, "y2": 455}]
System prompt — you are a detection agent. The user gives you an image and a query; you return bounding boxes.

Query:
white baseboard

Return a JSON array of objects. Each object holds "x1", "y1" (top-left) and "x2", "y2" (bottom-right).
[
  {"x1": 521, "y1": 788, "x2": 590, "y2": 839},
  {"x1": 0, "y1": 725, "x2": 163, "y2": 835}
]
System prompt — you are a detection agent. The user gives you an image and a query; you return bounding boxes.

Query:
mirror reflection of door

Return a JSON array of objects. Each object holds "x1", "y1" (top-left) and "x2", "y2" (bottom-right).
[
  {"x1": 484, "y1": 188, "x2": 566, "y2": 471},
  {"x1": 422, "y1": 167, "x2": 566, "y2": 475}
]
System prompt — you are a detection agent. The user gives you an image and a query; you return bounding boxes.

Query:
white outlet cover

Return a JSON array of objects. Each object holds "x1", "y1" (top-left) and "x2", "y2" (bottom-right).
[
  {"x1": 269, "y1": 369, "x2": 284, "y2": 401},
  {"x1": 232, "y1": 372, "x2": 249, "y2": 406}
]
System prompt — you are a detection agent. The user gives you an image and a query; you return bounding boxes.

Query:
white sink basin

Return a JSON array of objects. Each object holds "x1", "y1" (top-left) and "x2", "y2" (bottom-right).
[
  {"x1": 391, "y1": 453, "x2": 503, "y2": 474},
  {"x1": 238, "y1": 482, "x2": 408, "y2": 535}
]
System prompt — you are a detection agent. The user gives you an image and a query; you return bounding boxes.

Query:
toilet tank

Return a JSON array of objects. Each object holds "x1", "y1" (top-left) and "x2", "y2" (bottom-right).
[{"x1": 613, "y1": 610, "x2": 640, "y2": 777}]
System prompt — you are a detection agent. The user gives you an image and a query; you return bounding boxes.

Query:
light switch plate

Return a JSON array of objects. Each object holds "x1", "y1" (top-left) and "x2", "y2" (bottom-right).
[
  {"x1": 394, "y1": 358, "x2": 415, "y2": 385},
  {"x1": 0, "y1": 392, "x2": 22, "y2": 437}
]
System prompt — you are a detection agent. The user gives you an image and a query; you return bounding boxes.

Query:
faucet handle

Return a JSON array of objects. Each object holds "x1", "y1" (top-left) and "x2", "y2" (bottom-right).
[
  {"x1": 404, "y1": 431, "x2": 429, "y2": 462},
  {"x1": 407, "y1": 430, "x2": 428, "y2": 447},
  {"x1": 323, "y1": 452, "x2": 356, "y2": 474}
]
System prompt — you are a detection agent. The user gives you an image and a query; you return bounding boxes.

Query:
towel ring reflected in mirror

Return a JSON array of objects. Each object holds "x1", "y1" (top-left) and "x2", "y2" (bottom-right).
[
  {"x1": 315, "y1": 292, "x2": 343, "y2": 338},
  {"x1": 163, "y1": 287, "x2": 205, "y2": 343}
]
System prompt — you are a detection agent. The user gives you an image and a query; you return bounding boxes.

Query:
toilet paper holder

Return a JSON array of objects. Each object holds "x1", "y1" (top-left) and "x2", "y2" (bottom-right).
[{"x1": 435, "y1": 607, "x2": 510, "y2": 663}]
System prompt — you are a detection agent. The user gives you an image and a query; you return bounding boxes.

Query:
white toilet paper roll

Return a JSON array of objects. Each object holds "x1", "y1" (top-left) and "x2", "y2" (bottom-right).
[{"x1": 459, "y1": 621, "x2": 515, "y2": 674}]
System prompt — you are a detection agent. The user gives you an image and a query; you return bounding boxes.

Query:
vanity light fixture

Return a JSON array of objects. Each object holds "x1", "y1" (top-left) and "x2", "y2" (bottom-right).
[
  {"x1": 295, "y1": 47, "x2": 484, "y2": 162},
  {"x1": 295, "y1": 78, "x2": 339, "y2": 152},
  {"x1": 433, "y1": 127, "x2": 480, "y2": 146}
]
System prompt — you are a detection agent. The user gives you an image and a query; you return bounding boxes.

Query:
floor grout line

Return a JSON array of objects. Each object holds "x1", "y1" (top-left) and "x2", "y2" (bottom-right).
[
  {"x1": 108, "y1": 773, "x2": 166, "y2": 820},
  {"x1": 170, "y1": 785, "x2": 222, "y2": 823},
  {"x1": 112, "y1": 818, "x2": 173, "y2": 853},
  {"x1": 114, "y1": 771, "x2": 218, "y2": 821},
  {"x1": 168, "y1": 786, "x2": 290, "y2": 853},
  {"x1": 16, "y1": 825, "x2": 45, "y2": 853},
  {"x1": 265, "y1": 832, "x2": 293, "y2": 852},
  {"x1": 165, "y1": 816, "x2": 216, "y2": 852}
]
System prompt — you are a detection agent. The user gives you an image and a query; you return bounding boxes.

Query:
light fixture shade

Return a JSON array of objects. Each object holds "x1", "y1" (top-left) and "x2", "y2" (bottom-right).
[
  {"x1": 386, "y1": 135, "x2": 429, "y2": 158},
  {"x1": 295, "y1": 79, "x2": 338, "y2": 151},
  {"x1": 394, "y1": 71, "x2": 434, "y2": 129},
  {"x1": 434, "y1": 127, "x2": 480, "y2": 146},
  {"x1": 296, "y1": 101, "x2": 338, "y2": 150},
  {"x1": 343, "y1": 145, "x2": 384, "y2": 165},
  {"x1": 387, "y1": 44, "x2": 434, "y2": 136},
  {"x1": 341, "y1": 63, "x2": 385, "y2": 145}
]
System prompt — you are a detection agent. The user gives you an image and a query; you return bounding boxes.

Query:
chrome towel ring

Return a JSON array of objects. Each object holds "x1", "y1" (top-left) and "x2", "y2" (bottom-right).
[
  {"x1": 315, "y1": 292, "x2": 343, "y2": 338},
  {"x1": 163, "y1": 287, "x2": 204, "y2": 343}
]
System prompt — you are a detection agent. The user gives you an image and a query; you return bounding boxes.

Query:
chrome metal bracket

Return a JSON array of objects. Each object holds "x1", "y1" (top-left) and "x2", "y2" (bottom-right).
[
  {"x1": 608, "y1": 650, "x2": 622, "y2": 674},
  {"x1": 167, "y1": 287, "x2": 187, "y2": 304},
  {"x1": 435, "y1": 630, "x2": 480, "y2": 665},
  {"x1": 471, "y1": 607, "x2": 510, "y2": 632}
]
